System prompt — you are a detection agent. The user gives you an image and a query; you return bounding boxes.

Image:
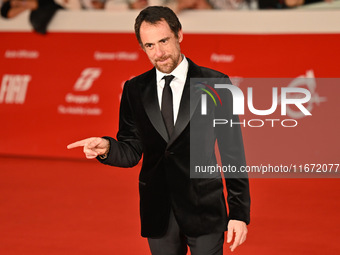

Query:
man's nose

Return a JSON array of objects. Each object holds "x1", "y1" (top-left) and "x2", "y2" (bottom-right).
[{"x1": 155, "y1": 44, "x2": 165, "y2": 57}]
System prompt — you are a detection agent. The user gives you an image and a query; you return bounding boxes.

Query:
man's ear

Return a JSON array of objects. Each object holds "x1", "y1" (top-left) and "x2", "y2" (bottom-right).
[{"x1": 178, "y1": 30, "x2": 183, "y2": 43}]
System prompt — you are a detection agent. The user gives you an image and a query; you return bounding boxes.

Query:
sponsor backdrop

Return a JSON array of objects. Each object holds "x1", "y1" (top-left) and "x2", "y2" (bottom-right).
[{"x1": 0, "y1": 12, "x2": 339, "y2": 174}]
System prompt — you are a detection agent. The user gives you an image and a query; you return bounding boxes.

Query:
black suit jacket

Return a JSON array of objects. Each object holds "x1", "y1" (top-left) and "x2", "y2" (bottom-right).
[{"x1": 99, "y1": 58, "x2": 250, "y2": 238}]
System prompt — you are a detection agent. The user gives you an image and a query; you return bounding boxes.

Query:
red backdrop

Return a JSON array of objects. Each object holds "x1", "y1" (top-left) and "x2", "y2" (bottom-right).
[{"x1": 0, "y1": 32, "x2": 339, "y2": 172}]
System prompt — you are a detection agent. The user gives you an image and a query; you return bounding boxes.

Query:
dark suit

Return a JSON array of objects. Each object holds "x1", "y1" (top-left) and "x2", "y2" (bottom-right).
[{"x1": 99, "y1": 58, "x2": 250, "y2": 238}]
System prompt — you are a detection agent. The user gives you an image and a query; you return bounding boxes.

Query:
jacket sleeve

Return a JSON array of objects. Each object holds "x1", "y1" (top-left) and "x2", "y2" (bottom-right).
[
  {"x1": 97, "y1": 80, "x2": 143, "y2": 167},
  {"x1": 215, "y1": 77, "x2": 250, "y2": 225}
]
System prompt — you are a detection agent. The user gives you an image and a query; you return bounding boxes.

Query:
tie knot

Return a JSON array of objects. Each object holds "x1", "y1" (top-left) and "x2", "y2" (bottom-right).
[{"x1": 163, "y1": 75, "x2": 175, "y2": 87}]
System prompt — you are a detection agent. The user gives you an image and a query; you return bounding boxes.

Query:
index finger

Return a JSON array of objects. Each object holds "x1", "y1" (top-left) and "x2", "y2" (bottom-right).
[{"x1": 67, "y1": 139, "x2": 89, "y2": 149}]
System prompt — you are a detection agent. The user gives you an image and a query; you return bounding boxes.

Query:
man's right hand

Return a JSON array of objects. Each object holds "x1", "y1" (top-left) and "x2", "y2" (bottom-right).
[{"x1": 67, "y1": 137, "x2": 110, "y2": 159}]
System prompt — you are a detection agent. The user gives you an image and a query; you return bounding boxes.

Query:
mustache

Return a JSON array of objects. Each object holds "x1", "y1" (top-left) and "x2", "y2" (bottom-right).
[{"x1": 156, "y1": 56, "x2": 171, "y2": 62}]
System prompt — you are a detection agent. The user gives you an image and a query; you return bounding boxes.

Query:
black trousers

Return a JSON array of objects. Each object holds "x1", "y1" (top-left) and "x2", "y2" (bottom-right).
[{"x1": 147, "y1": 210, "x2": 224, "y2": 255}]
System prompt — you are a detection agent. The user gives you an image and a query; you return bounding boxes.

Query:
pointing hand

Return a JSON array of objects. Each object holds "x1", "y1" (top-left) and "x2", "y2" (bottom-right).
[{"x1": 67, "y1": 137, "x2": 109, "y2": 159}]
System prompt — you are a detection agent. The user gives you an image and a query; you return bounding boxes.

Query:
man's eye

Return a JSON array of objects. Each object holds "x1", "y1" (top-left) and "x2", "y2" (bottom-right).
[
  {"x1": 145, "y1": 44, "x2": 154, "y2": 49},
  {"x1": 160, "y1": 39, "x2": 168, "y2": 44}
]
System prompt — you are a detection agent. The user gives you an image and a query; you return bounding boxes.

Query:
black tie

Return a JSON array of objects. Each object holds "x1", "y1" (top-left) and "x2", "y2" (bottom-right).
[{"x1": 161, "y1": 75, "x2": 175, "y2": 137}]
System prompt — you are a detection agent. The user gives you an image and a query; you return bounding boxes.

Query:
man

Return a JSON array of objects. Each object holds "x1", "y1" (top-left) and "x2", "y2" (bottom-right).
[{"x1": 67, "y1": 6, "x2": 250, "y2": 255}]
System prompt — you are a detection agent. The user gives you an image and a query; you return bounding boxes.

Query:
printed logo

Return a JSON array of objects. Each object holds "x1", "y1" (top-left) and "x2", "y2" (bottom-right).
[
  {"x1": 73, "y1": 68, "x2": 102, "y2": 91},
  {"x1": 196, "y1": 82, "x2": 222, "y2": 115},
  {"x1": 94, "y1": 51, "x2": 139, "y2": 61},
  {"x1": 194, "y1": 77, "x2": 314, "y2": 128},
  {"x1": 0, "y1": 74, "x2": 31, "y2": 104},
  {"x1": 58, "y1": 68, "x2": 102, "y2": 116},
  {"x1": 199, "y1": 83, "x2": 312, "y2": 117},
  {"x1": 5, "y1": 50, "x2": 39, "y2": 59},
  {"x1": 210, "y1": 53, "x2": 235, "y2": 63},
  {"x1": 279, "y1": 70, "x2": 327, "y2": 119}
]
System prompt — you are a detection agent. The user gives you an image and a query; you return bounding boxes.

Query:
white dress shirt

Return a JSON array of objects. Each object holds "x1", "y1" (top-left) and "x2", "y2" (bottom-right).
[{"x1": 156, "y1": 56, "x2": 189, "y2": 125}]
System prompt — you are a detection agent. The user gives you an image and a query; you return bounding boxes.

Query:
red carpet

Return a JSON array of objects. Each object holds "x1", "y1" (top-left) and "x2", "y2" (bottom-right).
[{"x1": 1, "y1": 156, "x2": 339, "y2": 254}]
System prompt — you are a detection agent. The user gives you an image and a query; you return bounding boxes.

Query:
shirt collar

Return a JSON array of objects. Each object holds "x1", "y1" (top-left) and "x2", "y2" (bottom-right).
[{"x1": 156, "y1": 55, "x2": 188, "y2": 85}]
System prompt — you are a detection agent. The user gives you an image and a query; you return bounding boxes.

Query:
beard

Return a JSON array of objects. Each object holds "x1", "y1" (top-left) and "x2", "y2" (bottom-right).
[{"x1": 154, "y1": 52, "x2": 181, "y2": 74}]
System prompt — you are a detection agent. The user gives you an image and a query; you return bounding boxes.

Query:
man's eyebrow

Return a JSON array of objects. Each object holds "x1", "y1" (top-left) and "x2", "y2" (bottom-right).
[
  {"x1": 158, "y1": 37, "x2": 170, "y2": 42},
  {"x1": 143, "y1": 37, "x2": 170, "y2": 48}
]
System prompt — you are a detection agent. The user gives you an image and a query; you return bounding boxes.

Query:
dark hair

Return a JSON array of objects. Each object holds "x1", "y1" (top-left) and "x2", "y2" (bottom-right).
[{"x1": 134, "y1": 6, "x2": 182, "y2": 47}]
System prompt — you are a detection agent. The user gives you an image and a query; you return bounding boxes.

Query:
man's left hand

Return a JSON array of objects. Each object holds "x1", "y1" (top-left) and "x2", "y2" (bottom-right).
[{"x1": 226, "y1": 220, "x2": 248, "y2": 252}]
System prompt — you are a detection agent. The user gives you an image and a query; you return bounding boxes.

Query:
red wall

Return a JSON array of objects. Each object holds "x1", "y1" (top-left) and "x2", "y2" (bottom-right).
[{"x1": 1, "y1": 32, "x2": 339, "y2": 171}]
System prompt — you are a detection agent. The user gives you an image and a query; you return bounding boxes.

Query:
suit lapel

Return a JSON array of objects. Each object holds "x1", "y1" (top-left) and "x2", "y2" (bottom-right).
[
  {"x1": 140, "y1": 69, "x2": 169, "y2": 142},
  {"x1": 167, "y1": 59, "x2": 202, "y2": 148},
  {"x1": 140, "y1": 60, "x2": 203, "y2": 146}
]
